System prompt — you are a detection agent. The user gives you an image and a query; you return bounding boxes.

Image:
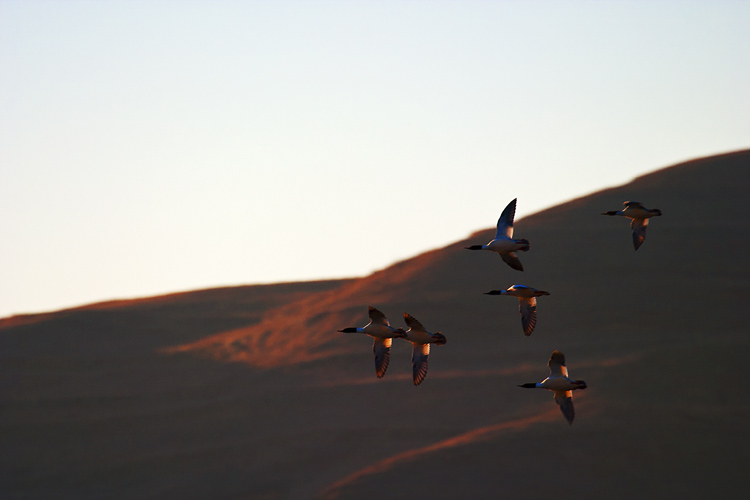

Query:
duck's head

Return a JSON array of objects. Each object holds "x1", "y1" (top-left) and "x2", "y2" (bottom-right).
[
  {"x1": 573, "y1": 380, "x2": 587, "y2": 390},
  {"x1": 337, "y1": 327, "x2": 358, "y2": 333},
  {"x1": 464, "y1": 245, "x2": 484, "y2": 250},
  {"x1": 483, "y1": 290, "x2": 505, "y2": 295},
  {"x1": 651, "y1": 208, "x2": 663, "y2": 216},
  {"x1": 518, "y1": 383, "x2": 537, "y2": 389},
  {"x1": 432, "y1": 332, "x2": 447, "y2": 345}
]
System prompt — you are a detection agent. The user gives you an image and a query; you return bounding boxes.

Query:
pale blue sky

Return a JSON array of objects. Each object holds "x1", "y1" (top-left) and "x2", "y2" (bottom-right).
[{"x1": 2, "y1": 1, "x2": 749, "y2": 317}]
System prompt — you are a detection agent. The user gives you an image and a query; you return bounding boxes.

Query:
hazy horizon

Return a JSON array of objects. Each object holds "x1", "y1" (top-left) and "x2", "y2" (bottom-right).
[{"x1": 2, "y1": 1, "x2": 749, "y2": 317}]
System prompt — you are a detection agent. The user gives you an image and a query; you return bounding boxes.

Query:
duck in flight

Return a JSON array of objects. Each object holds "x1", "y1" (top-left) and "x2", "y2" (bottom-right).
[
  {"x1": 402, "y1": 313, "x2": 447, "y2": 386},
  {"x1": 601, "y1": 201, "x2": 662, "y2": 250},
  {"x1": 484, "y1": 285, "x2": 550, "y2": 336},
  {"x1": 465, "y1": 198, "x2": 530, "y2": 271},
  {"x1": 337, "y1": 306, "x2": 407, "y2": 379},
  {"x1": 518, "y1": 350, "x2": 587, "y2": 425}
]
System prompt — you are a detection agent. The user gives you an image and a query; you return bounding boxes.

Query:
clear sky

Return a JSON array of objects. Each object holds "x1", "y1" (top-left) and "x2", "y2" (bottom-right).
[{"x1": 1, "y1": 1, "x2": 749, "y2": 317}]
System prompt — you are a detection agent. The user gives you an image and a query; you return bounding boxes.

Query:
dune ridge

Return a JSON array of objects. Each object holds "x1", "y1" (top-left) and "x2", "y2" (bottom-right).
[{"x1": 2, "y1": 149, "x2": 748, "y2": 500}]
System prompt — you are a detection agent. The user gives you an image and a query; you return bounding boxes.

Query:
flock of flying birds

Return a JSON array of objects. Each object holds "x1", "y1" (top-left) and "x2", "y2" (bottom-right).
[{"x1": 338, "y1": 198, "x2": 662, "y2": 424}]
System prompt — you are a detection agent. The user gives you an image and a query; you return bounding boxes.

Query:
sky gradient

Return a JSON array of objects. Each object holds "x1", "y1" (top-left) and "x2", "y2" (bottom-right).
[{"x1": 2, "y1": 1, "x2": 749, "y2": 317}]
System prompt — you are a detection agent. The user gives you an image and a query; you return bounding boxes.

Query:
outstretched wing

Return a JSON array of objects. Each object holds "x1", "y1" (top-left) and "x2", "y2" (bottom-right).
[
  {"x1": 403, "y1": 313, "x2": 426, "y2": 332},
  {"x1": 411, "y1": 343, "x2": 431, "y2": 386},
  {"x1": 500, "y1": 252, "x2": 524, "y2": 271},
  {"x1": 368, "y1": 306, "x2": 391, "y2": 326},
  {"x1": 630, "y1": 218, "x2": 648, "y2": 250},
  {"x1": 495, "y1": 198, "x2": 517, "y2": 239},
  {"x1": 373, "y1": 337, "x2": 392, "y2": 378},
  {"x1": 519, "y1": 297, "x2": 538, "y2": 336},
  {"x1": 554, "y1": 390, "x2": 575, "y2": 425},
  {"x1": 548, "y1": 350, "x2": 569, "y2": 378}
]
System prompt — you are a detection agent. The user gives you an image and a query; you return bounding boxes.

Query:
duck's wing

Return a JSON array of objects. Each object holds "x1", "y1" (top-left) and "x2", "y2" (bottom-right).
[
  {"x1": 368, "y1": 306, "x2": 391, "y2": 326},
  {"x1": 548, "y1": 350, "x2": 569, "y2": 378},
  {"x1": 411, "y1": 343, "x2": 431, "y2": 386},
  {"x1": 554, "y1": 390, "x2": 575, "y2": 425},
  {"x1": 495, "y1": 198, "x2": 517, "y2": 239},
  {"x1": 630, "y1": 218, "x2": 648, "y2": 250},
  {"x1": 500, "y1": 252, "x2": 524, "y2": 271},
  {"x1": 403, "y1": 313, "x2": 426, "y2": 332},
  {"x1": 373, "y1": 337, "x2": 392, "y2": 378},
  {"x1": 519, "y1": 297, "x2": 538, "y2": 336}
]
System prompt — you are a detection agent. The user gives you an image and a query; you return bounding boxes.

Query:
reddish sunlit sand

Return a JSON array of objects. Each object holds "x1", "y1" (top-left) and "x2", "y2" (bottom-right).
[{"x1": 318, "y1": 408, "x2": 561, "y2": 500}]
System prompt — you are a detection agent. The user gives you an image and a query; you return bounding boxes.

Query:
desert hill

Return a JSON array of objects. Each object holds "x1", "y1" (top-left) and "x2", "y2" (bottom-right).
[{"x1": 2, "y1": 150, "x2": 749, "y2": 499}]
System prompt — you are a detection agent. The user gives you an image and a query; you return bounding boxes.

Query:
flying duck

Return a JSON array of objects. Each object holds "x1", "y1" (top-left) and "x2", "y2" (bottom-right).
[
  {"x1": 518, "y1": 350, "x2": 587, "y2": 425},
  {"x1": 338, "y1": 306, "x2": 407, "y2": 378},
  {"x1": 402, "y1": 313, "x2": 447, "y2": 386},
  {"x1": 484, "y1": 285, "x2": 550, "y2": 336},
  {"x1": 465, "y1": 198, "x2": 530, "y2": 271},
  {"x1": 601, "y1": 201, "x2": 662, "y2": 250}
]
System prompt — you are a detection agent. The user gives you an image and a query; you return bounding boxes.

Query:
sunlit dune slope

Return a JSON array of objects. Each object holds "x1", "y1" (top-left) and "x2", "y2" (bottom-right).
[
  {"x1": 161, "y1": 243, "x2": 452, "y2": 367},
  {"x1": 2, "y1": 150, "x2": 748, "y2": 500},
  {"x1": 166, "y1": 149, "x2": 749, "y2": 370},
  {"x1": 1, "y1": 279, "x2": 352, "y2": 349}
]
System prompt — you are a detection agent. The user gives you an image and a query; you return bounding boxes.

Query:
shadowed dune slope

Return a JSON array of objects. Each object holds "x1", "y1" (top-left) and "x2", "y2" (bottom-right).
[{"x1": 2, "y1": 150, "x2": 749, "y2": 500}]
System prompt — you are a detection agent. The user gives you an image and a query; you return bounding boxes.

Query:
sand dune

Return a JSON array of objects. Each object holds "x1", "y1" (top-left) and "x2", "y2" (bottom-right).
[{"x1": 2, "y1": 150, "x2": 748, "y2": 499}]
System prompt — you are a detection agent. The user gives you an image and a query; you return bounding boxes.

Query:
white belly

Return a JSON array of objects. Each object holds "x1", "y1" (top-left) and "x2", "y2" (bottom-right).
[
  {"x1": 486, "y1": 238, "x2": 518, "y2": 253},
  {"x1": 364, "y1": 324, "x2": 396, "y2": 338},
  {"x1": 406, "y1": 330, "x2": 434, "y2": 344},
  {"x1": 540, "y1": 377, "x2": 578, "y2": 391},
  {"x1": 623, "y1": 207, "x2": 655, "y2": 219}
]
